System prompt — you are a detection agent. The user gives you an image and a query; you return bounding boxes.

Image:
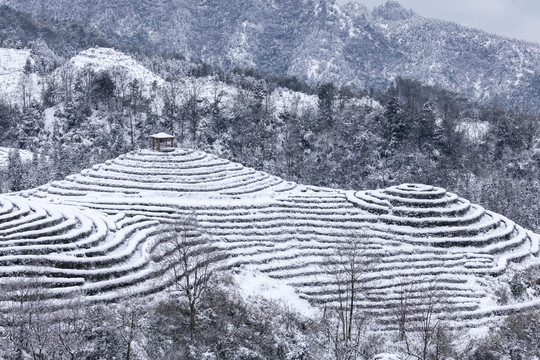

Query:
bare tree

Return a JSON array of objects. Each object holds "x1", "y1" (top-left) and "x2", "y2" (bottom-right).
[
  {"x1": 79, "y1": 65, "x2": 95, "y2": 107},
  {"x1": 0, "y1": 278, "x2": 54, "y2": 360},
  {"x1": 54, "y1": 294, "x2": 89, "y2": 360},
  {"x1": 153, "y1": 214, "x2": 223, "y2": 338},
  {"x1": 163, "y1": 81, "x2": 180, "y2": 136},
  {"x1": 59, "y1": 64, "x2": 75, "y2": 103},
  {"x1": 394, "y1": 277, "x2": 416, "y2": 341},
  {"x1": 19, "y1": 73, "x2": 34, "y2": 109},
  {"x1": 402, "y1": 289, "x2": 456, "y2": 360},
  {"x1": 116, "y1": 298, "x2": 145, "y2": 360},
  {"x1": 185, "y1": 81, "x2": 203, "y2": 140},
  {"x1": 324, "y1": 232, "x2": 373, "y2": 360},
  {"x1": 111, "y1": 66, "x2": 130, "y2": 110},
  {"x1": 128, "y1": 79, "x2": 143, "y2": 149}
]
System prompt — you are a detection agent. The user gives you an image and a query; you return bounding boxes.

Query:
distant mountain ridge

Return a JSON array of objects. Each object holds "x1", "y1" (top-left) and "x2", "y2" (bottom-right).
[{"x1": 2, "y1": 0, "x2": 540, "y2": 109}]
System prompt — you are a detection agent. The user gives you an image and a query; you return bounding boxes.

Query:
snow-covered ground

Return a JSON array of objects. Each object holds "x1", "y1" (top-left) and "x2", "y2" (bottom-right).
[
  {"x1": 0, "y1": 147, "x2": 35, "y2": 168},
  {"x1": 233, "y1": 268, "x2": 319, "y2": 318},
  {"x1": 456, "y1": 119, "x2": 490, "y2": 141},
  {"x1": 67, "y1": 47, "x2": 165, "y2": 90},
  {"x1": 0, "y1": 148, "x2": 537, "y2": 332},
  {"x1": 0, "y1": 48, "x2": 40, "y2": 107}
]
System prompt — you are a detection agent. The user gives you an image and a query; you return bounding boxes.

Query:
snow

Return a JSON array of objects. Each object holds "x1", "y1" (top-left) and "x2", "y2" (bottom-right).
[
  {"x1": 64, "y1": 47, "x2": 165, "y2": 96},
  {"x1": 0, "y1": 149, "x2": 538, "y2": 330},
  {"x1": 0, "y1": 48, "x2": 40, "y2": 107},
  {"x1": 0, "y1": 147, "x2": 35, "y2": 167},
  {"x1": 43, "y1": 104, "x2": 65, "y2": 134},
  {"x1": 371, "y1": 354, "x2": 401, "y2": 360},
  {"x1": 456, "y1": 120, "x2": 490, "y2": 141},
  {"x1": 270, "y1": 87, "x2": 318, "y2": 117},
  {"x1": 233, "y1": 268, "x2": 318, "y2": 318},
  {"x1": 150, "y1": 132, "x2": 174, "y2": 138},
  {"x1": 307, "y1": 59, "x2": 321, "y2": 80},
  {"x1": 226, "y1": 24, "x2": 256, "y2": 69},
  {"x1": 371, "y1": 354, "x2": 400, "y2": 360}
]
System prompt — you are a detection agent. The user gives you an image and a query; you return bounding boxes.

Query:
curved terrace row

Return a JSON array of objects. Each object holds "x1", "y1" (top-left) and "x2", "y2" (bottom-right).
[{"x1": 0, "y1": 148, "x2": 537, "y2": 328}]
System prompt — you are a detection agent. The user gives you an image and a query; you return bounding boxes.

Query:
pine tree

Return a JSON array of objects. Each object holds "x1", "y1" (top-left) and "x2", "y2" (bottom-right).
[
  {"x1": 417, "y1": 101, "x2": 437, "y2": 158},
  {"x1": 317, "y1": 82, "x2": 335, "y2": 129},
  {"x1": 91, "y1": 70, "x2": 115, "y2": 109},
  {"x1": 7, "y1": 149, "x2": 23, "y2": 192},
  {"x1": 35, "y1": 154, "x2": 51, "y2": 187},
  {"x1": 384, "y1": 96, "x2": 405, "y2": 155}
]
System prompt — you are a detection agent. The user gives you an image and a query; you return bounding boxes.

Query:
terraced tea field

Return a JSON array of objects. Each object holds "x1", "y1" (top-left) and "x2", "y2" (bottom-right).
[{"x1": 1, "y1": 149, "x2": 538, "y2": 328}]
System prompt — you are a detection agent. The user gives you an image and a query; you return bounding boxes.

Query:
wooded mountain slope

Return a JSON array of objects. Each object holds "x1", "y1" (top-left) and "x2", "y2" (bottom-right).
[{"x1": 3, "y1": 0, "x2": 540, "y2": 109}]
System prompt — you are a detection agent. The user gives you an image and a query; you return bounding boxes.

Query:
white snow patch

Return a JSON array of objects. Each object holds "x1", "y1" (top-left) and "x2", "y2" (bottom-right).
[
  {"x1": 371, "y1": 354, "x2": 401, "y2": 360},
  {"x1": 0, "y1": 147, "x2": 35, "y2": 168},
  {"x1": 0, "y1": 48, "x2": 40, "y2": 107},
  {"x1": 270, "y1": 87, "x2": 317, "y2": 117},
  {"x1": 43, "y1": 104, "x2": 64, "y2": 134},
  {"x1": 456, "y1": 120, "x2": 490, "y2": 141},
  {"x1": 64, "y1": 47, "x2": 164, "y2": 96},
  {"x1": 233, "y1": 268, "x2": 318, "y2": 318},
  {"x1": 307, "y1": 59, "x2": 321, "y2": 80}
]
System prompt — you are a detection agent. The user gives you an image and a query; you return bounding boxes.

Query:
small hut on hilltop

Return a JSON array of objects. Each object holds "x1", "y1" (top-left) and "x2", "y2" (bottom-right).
[{"x1": 150, "y1": 132, "x2": 175, "y2": 152}]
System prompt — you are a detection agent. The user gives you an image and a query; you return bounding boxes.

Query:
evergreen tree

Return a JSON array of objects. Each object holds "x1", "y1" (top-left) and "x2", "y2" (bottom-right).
[
  {"x1": 23, "y1": 58, "x2": 33, "y2": 75},
  {"x1": 35, "y1": 154, "x2": 51, "y2": 187},
  {"x1": 0, "y1": 102, "x2": 16, "y2": 143},
  {"x1": 317, "y1": 82, "x2": 335, "y2": 129},
  {"x1": 417, "y1": 101, "x2": 437, "y2": 157},
  {"x1": 21, "y1": 152, "x2": 39, "y2": 189},
  {"x1": 17, "y1": 106, "x2": 44, "y2": 149},
  {"x1": 7, "y1": 149, "x2": 23, "y2": 192},
  {"x1": 384, "y1": 96, "x2": 405, "y2": 155},
  {"x1": 91, "y1": 71, "x2": 115, "y2": 109}
]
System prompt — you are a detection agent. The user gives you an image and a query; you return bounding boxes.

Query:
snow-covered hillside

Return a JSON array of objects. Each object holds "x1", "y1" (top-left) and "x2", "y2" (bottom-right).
[
  {"x1": 0, "y1": 48, "x2": 40, "y2": 107},
  {"x1": 4, "y1": 0, "x2": 540, "y2": 109},
  {"x1": 0, "y1": 147, "x2": 35, "y2": 167},
  {"x1": 38, "y1": 46, "x2": 323, "y2": 145},
  {"x1": 0, "y1": 148, "x2": 537, "y2": 330},
  {"x1": 66, "y1": 47, "x2": 165, "y2": 95}
]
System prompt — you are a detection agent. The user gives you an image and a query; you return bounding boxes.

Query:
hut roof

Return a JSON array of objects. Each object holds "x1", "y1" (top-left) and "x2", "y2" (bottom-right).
[{"x1": 150, "y1": 132, "x2": 175, "y2": 139}]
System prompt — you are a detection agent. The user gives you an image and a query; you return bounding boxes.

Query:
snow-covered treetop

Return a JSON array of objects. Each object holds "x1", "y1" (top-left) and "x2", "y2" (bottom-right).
[{"x1": 372, "y1": 0, "x2": 414, "y2": 22}]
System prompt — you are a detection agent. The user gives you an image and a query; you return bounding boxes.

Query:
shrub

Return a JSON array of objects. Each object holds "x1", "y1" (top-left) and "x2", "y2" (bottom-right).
[
  {"x1": 509, "y1": 274, "x2": 525, "y2": 299},
  {"x1": 463, "y1": 309, "x2": 540, "y2": 360},
  {"x1": 494, "y1": 286, "x2": 509, "y2": 305}
]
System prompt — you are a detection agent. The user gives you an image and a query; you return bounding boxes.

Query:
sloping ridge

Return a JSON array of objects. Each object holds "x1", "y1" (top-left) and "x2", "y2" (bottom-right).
[{"x1": 0, "y1": 149, "x2": 538, "y2": 329}]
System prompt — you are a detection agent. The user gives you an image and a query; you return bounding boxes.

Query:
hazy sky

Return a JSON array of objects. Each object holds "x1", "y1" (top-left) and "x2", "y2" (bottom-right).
[{"x1": 337, "y1": 0, "x2": 540, "y2": 44}]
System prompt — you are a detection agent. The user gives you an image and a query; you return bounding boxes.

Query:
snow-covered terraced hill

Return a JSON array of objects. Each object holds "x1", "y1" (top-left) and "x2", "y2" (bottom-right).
[
  {"x1": 0, "y1": 196, "x2": 180, "y2": 303},
  {"x1": 33, "y1": 149, "x2": 296, "y2": 198},
  {"x1": 1, "y1": 149, "x2": 539, "y2": 328}
]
